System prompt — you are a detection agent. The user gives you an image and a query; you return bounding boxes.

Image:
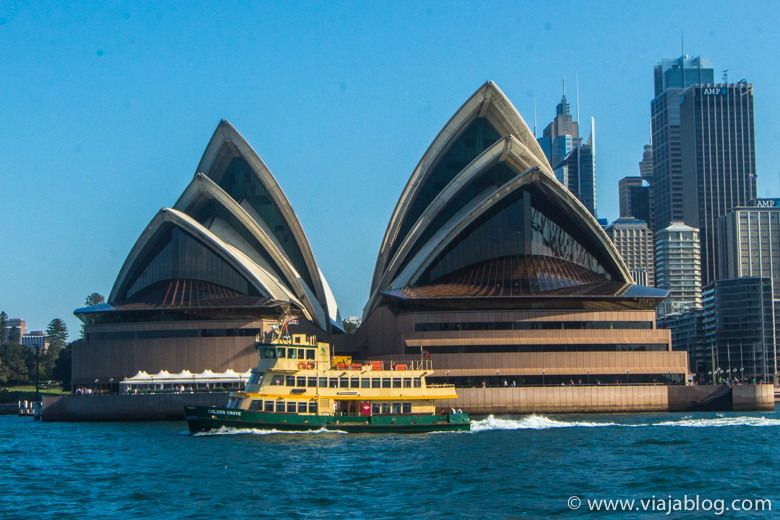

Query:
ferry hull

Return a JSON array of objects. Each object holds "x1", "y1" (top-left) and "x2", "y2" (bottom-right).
[{"x1": 185, "y1": 406, "x2": 470, "y2": 434}]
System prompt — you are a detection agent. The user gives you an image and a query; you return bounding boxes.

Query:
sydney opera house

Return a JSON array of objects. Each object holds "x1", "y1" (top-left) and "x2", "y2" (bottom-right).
[
  {"x1": 74, "y1": 82, "x2": 687, "y2": 393},
  {"x1": 73, "y1": 121, "x2": 340, "y2": 386}
]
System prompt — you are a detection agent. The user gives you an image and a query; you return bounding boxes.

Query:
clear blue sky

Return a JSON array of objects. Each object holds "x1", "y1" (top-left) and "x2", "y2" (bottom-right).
[{"x1": 2, "y1": 1, "x2": 780, "y2": 337}]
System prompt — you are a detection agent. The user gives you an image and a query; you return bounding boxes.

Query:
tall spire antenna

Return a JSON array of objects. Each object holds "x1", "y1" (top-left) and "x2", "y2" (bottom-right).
[
  {"x1": 576, "y1": 74, "x2": 581, "y2": 200},
  {"x1": 563, "y1": 76, "x2": 566, "y2": 96},
  {"x1": 649, "y1": 120, "x2": 653, "y2": 146},
  {"x1": 533, "y1": 99, "x2": 537, "y2": 137}
]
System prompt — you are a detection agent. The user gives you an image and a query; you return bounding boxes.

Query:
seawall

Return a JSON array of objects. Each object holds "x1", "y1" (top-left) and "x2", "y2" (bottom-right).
[
  {"x1": 41, "y1": 393, "x2": 229, "y2": 422},
  {"x1": 40, "y1": 385, "x2": 774, "y2": 421},
  {"x1": 438, "y1": 384, "x2": 775, "y2": 414}
]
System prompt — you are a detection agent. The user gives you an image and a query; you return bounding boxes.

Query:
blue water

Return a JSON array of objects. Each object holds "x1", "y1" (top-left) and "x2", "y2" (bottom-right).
[{"x1": 2, "y1": 412, "x2": 779, "y2": 519}]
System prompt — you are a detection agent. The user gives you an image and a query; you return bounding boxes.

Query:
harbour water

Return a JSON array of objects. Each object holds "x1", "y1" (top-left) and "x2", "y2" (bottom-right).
[{"x1": 2, "y1": 411, "x2": 779, "y2": 519}]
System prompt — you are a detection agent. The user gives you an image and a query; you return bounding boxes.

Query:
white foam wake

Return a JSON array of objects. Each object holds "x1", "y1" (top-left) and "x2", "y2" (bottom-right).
[
  {"x1": 653, "y1": 416, "x2": 780, "y2": 428},
  {"x1": 194, "y1": 426, "x2": 347, "y2": 436},
  {"x1": 470, "y1": 414, "x2": 619, "y2": 432}
]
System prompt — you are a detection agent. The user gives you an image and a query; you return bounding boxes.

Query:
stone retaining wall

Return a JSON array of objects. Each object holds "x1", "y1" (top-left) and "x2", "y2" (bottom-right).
[{"x1": 41, "y1": 393, "x2": 229, "y2": 422}]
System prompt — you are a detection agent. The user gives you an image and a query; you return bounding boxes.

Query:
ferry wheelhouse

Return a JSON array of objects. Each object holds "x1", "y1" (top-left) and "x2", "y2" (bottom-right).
[{"x1": 185, "y1": 319, "x2": 470, "y2": 434}]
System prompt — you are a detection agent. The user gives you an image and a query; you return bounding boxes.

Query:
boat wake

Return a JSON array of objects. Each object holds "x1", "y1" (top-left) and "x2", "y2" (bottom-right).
[
  {"x1": 652, "y1": 416, "x2": 780, "y2": 428},
  {"x1": 470, "y1": 414, "x2": 619, "y2": 432},
  {"x1": 469, "y1": 414, "x2": 780, "y2": 431},
  {"x1": 194, "y1": 426, "x2": 347, "y2": 436}
]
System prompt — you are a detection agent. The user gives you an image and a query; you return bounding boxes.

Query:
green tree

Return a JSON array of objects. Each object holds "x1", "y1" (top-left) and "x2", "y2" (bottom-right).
[
  {"x1": 341, "y1": 319, "x2": 359, "y2": 334},
  {"x1": 7, "y1": 325, "x2": 20, "y2": 344},
  {"x1": 52, "y1": 341, "x2": 74, "y2": 390},
  {"x1": 46, "y1": 319, "x2": 69, "y2": 353},
  {"x1": 44, "y1": 319, "x2": 69, "y2": 377},
  {"x1": 84, "y1": 293, "x2": 105, "y2": 307},
  {"x1": 80, "y1": 293, "x2": 105, "y2": 338},
  {"x1": 0, "y1": 357, "x2": 8, "y2": 385},
  {"x1": 0, "y1": 311, "x2": 7, "y2": 344},
  {"x1": 0, "y1": 342, "x2": 31, "y2": 384}
]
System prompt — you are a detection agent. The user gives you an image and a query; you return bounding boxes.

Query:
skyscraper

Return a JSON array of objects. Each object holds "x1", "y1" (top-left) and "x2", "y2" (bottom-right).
[
  {"x1": 605, "y1": 217, "x2": 654, "y2": 286},
  {"x1": 717, "y1": 201, "x2": 780, "y2": 285},
  {"x1": 651, "y1": 56, "x2": 714, "y2": 231},
  {"x1": 537, "y1": 79, "x2": 597, "y2": 217},
  {"x1": 680, "y1": 82, "x2": 757, "y2": 284},
  {"x1": 538, "y1": 79, "x2": 579, "y2": 169},
  {"x1": 555, "y1": 118, "x2": 597, "y2": 216},
  {"x1": 702, "y1": 277, "x2": 776, "y2": 384},
  {"x1": 655, "y1": 222, "x2": 702, "y2": 317},
  {"x1": 618, "y1": 145, "x2": 653, "y2": 224}
]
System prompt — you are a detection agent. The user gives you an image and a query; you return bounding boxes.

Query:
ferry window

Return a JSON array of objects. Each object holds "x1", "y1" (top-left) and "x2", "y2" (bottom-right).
[
  {"x1": 339, "y1": 377, "x2": 349, "y2": 388},
  {"x1": 381, "y1": 403, "x2": 390, "y2": 414},
  {"x1": 296, "y1": 376, "x2": 306, "y2": 387},
  {"x1": 298, "y1": 402, "x2": 308, "y2": 413},
  {"x1": 350, "y1": 377, "x2": 359, "y2": 388},
  {"x1": 262, "y1": 347, "x2": 276, "y2": 359},
  {"x1": 276, "y1": 348, "x2": 286, "y2": 358},
  {"x1": 271, "y1": 375, "x2": 283, "y2": 386},
  {"x1": 319, "y1": 377, "x2": 328, "y2": 388},
  {"x1": 413, "y1": 378, "x2": 422, "y2": 388},
  {"x1": 275, "y1": 401, "x2": 285, "y2": 412},
  {"x1": 264, "y1": 401, "x2": 274, "y2": 412},
  {"x1": 329, "y1": 378, "x2": 338, "y2": 388},
  {"x1": 382, "y1": 378, "x2": 391, "y2": 388},
  {"x1": 372, "y1": 403, "x2": 380, "y2": 414},
  {"x1": 249, "y1": 400, "x2": 262, "y2": 411},
  {"x1": 287, "y1": 402, "x2": 296, "y2": 413},
  {"x1": 361, "y1": 378, "x2": 370, "y2": 389},
  {"x1": 297, "y1": 349, "x2": 305, "y2": 359},
  {"x1": 392, "y1": 378, "x2": 401, "y2": 388},
  {"x1": 285, "y1": 375, "x2": 295, "y2": 386},
  {"x1": 308, "y1": 402, "x2": 318, "y2": 413},
  {"x1": 371, "y1": 378, "x2": 381, "y2": 388},
  {"x1": 288, "y1": 348, "x2": 296, "y2": 359},
  {"x1": 308, "y1": 377, "x2": 317, "y2": 387},
  {"x1": 403, "y1": 402, "x2": 411, "y2": 414},
  {"x1": 306, "y1": 349, "x2": 315, "y2": 360},
  {"x1": 249, "y1": 373, "x2": 261, "y2": 385},
  {"x1": 392, "y1": 403, "x2": 401, "y2": 414},
  {"x1": 403, "y1": 378, "x2": 411, "y2": 388}
]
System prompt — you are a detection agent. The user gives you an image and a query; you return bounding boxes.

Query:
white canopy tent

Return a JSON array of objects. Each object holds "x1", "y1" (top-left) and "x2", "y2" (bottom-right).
[{"x1": 120, "y1": 369, "x2": 252, "y2": 393}]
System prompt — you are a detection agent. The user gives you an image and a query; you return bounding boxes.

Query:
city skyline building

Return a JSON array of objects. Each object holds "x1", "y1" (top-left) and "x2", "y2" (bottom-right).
[
  {"x1": 619, "y1": 176, "x2": 643, "y2": 218},
  {"x1": 651, "y1": 55, "x2": 714, "y2": 232},
  {"x1": 680, "y1": 82, "x2": 757, "y2": 285},
  {"x1": 21, "y1": 331, "x2": 48, "y2": 353},
  {"x1": 537, "y1": 80, "x2": 597, "y2": 217},
  {"x1": 2, "y1": 318, "x2": 25, "y2": 344},
  {"x1": 618, "y1": 144, "x2": 653, "y2": 225},
  {"x1": 655, "y1": 221, "x2": 702, "y2": 317},
  {"x1": 605, "y1": 217, "x2": 654, "y2": 287},
  {"x1": 538, "y1": 78, "x2": 579, "y2": 169},
  {"x1": 657, "y1": 308, "x2": 706, "y2": 376},
  {"x1": 717, "y1": 201, "x2": 780, "y2": 286},
  {"x1": 639, "y1": 144, "x2": 654, "y2": 181},
  {"x1": 702, "y1": 277, "x2": 776, "y2": 384}
]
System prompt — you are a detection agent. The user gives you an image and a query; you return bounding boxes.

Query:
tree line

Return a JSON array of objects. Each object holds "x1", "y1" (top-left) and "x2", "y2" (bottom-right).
[{"x1": 0, "y1": 292, "x2": 104, "y2": 389}]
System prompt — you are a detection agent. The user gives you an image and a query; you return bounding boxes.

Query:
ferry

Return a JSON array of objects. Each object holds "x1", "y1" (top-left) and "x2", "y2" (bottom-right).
[{"x1": 185, "y1": 317, "x2": 470, "y2": 434}]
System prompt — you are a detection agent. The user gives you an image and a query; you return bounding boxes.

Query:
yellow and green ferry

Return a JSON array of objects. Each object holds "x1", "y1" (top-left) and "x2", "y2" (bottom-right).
[{"x1": 185, "y1": 318, "x2": 470, "y2": 434}]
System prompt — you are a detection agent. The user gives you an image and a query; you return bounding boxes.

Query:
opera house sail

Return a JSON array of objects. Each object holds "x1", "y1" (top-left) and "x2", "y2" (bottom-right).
[
  {"x1": 73, "y1": 121, "x2": 339, "y2": 386},
  {"x1": 358, "y1": 82, "x2": 687, "y2": 390}
]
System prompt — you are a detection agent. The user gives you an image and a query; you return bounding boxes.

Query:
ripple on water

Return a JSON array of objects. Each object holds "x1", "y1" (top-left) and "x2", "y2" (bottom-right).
[{"x1": 2, "y1": 412, "x2": 779, "y2": 519}]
